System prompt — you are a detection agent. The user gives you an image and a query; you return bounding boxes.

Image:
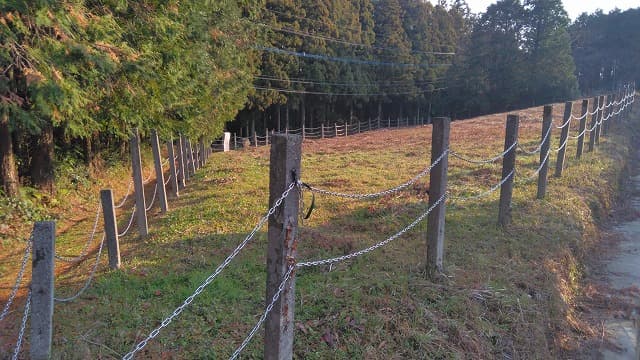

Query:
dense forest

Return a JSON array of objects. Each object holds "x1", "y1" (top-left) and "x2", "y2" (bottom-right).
[{"x1": 1, "y1": 0, "x2": 639, "y2": 197}]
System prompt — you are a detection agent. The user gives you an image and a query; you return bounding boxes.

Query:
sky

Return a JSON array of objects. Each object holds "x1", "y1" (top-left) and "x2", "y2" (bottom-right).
[{"x1": 463, "y1": 0, "x2": 639, "y2": 20}]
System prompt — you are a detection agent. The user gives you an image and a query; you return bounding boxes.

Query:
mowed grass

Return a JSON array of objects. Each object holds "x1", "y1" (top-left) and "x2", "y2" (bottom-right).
[{"x1": 0, "y1": 100, "x2": 637, "y2": 359}]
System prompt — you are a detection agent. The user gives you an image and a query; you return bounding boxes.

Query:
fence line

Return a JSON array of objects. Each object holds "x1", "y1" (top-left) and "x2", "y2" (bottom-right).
[{"x1": 3, "y1": 86, "x2": 635, "y2": 359}]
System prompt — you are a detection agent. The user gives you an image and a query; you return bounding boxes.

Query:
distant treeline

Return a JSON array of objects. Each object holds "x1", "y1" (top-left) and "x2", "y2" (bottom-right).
[{"x1": 1, "y1": 0, "x2": 638, "y2": 196}]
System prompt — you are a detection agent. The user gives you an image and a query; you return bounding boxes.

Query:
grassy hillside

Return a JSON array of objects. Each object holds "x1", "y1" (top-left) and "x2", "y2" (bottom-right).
[{"x1": 1, "y1": 100, "x2": 637, "y2": 359}]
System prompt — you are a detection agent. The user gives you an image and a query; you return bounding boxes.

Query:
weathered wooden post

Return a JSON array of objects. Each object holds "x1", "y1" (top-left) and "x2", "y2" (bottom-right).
[
  {"x1": 602, "y1": 94, "x2": 611, "y2": 136},
  {"x1": 188, "y1": 139, "x2": 197, "y2": 174},
  {"x1": 377, "y1": 116, "x2": 381, "y2": 129},
  {"x1": 234, "y1": 133, "x2": 238, "y2": 150},
  {"x1": 31, "y1": 221, "x2": 55, "y2": 360},
  {"x1": 426, "y1": 117, "x2": 450, "y2": 277},
  {"x1": 264, "y1": 134, "x2": 301, "y2": 360},
  {"x1": 130, "y1": 129, "x2": 148, "y2": 236},
  {"x1": 498, "y1": 115, "x2": 519, "y2": 227},
  {"x1": 595, "y1": 95, "x2": 604, "y2": 145},
  {"x1": 266, "y1": 129, "x2": 270, "y2": 145},
  {"x1": 537, "y1": 106, "x2": 552, "y2": 199},
  {"x1": 166, "y1": 140, "x2": 179, "y2": 197},
  {"x1": 345, "y1": 123, "x2": 348, "y2": 137},
  {"x1": 100, "y1": 189, "x2": 121, "y2": 269},
  {"x1": 368, "y1": 118, "x2": 372, "y2": 131},
  {"x1": 555, "y1": 101, "x2": 572, "y2": 177},
  {"x1": 253, "y1": 131, "x2": 258, "y2": 147},
  {"x1": 397, "y1": 117, "x2": 400, "y2": 129},
  {"x1": 358, "y1": 120, "x2": 361, "y2": 133},
  {"x1": 576, "y1": 99, "x2": 589, "y2": 160},
  {"x1": 334, "y1": 123, "x2": 338, "y2": 137},
  {"x1": 151, "y1": 130, "x2": 168, "y2": 213},
  {"x1": 321, "y1": 124, "x2": 325, "y2": 139},
  {"x1": 388, "y1": 116, "x2": 391, "y2": 128},
  {"x1": 177, "y1": 135, "x2": 187, "y2": 186},
  {"x1": 302, "y1": 123, "x2": 306, "y2": 141},
  {"x1": 588, "y1": 97, "x2": 598, "y2": 152},
  {"x1": 198, "y1": 137, "x2": 205, "y2": 167}
]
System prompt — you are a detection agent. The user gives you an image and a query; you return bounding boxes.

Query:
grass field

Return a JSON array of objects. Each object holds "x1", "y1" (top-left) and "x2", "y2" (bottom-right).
[{"x1": 0, "y1": 99, "x2": 637, "y2": 359}]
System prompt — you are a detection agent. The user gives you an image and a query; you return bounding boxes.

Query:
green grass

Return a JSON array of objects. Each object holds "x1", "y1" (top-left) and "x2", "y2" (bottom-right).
[{"x1": 1, "y1": 102, "x2": 638, "y2": 358}]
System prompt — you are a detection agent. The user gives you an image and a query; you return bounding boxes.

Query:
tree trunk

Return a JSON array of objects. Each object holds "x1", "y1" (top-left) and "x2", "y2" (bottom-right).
[
  {"x1": 30, "y1": 121, "x2": 55, "y2": 195},
  {"x1": 0, "y1": 109, "x2": 19, "y2": 197}
]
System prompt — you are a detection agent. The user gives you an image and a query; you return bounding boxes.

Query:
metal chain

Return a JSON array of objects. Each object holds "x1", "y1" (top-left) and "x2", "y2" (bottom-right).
[
  {"x1": 518, "y1": 124, "x2": 552, "y2": 155},
  {"x1": 55, "y1": 203, "x2": 102, "y2": 262},
  {"x1": 115, "y1": 180, "x2": 134, "y2": 209},
  {"x1": 0, "y1": 239, "x2": 32, "y2": 322},
  {"x1": 122, "y1": 183, "x2": 297, "y2": 360},
  {"x1": 450, "y1": 170, "x2": 514, "y2": 202},
  {"x1": 12, "y1": 289, "x2": 31, "y2": 360},
  {"x1": 118, "y1": 206, "x2": 137, "y2": 237},
  {"x1": 554, "y1": 135, "x2": 570, "y2": 152},
  {"x1": 297, "y1": 193, "x2": 447, "y2": 267},
  {"x1": 54, "y1": 233, "x2": 106, "y2": 303},
  {"x1": 555, "y1": 115, "x2": 572, "y2": 129},
  {"x1": 145, "y1": 184, "x2": 158, "y2": 212},
  {"x1": 228, "y1": 266, "x2": 294, "y2": 360},
  {"x1": 450, "y1": 141, "x2": 516, "y2": 165},
  {"x1": 143, "y1": 168, "x2": 154, "y2": 184},
  {"x1": 568, "y1": 127, "x2": 588, "y2": 139},
  {"x1": 569, "y1": 111, "x2": 589, "y2": 121},
  {"x1": 519, "y1": 149, "x2": 551, "y2": 182},
  {"x1": 304, "y1": 150, "x2": 448, "y2": 200}
]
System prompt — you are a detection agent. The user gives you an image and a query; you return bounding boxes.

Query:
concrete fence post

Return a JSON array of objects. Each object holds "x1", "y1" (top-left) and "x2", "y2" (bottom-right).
[
  {"x1": 537, "y1": 106, "x2": 552, "y2": 199},
  {"x1": 130, "y1": 129, "x2": 148, "y2": 236},
  {"x1": 576, "y1": 99, "x2": 589, "y2": 160},
  {"x1": 151, "y1": 130, "x2": 168, "y2": 213},
  {"x1": 426, "y1": 117, "x2": 450, "y2": 278},
  {"x1": 100, "y1": 189, "x2": 121, "y2": 269},
  {"x1": 166, "y1": 140, "x2": 179, "y2": 197},
  {"x1": 498, "y1": 114, "x2": 519, "y2": 227},
  {"x1": 264, "y1": 134, "x2": 301, "y2": 360},
  {"x1": 555, "y1": 101, "x2": 572, "y2": 177},
  {"x1": 30, "y1": 221, "x2": 55, "y2": 360}
]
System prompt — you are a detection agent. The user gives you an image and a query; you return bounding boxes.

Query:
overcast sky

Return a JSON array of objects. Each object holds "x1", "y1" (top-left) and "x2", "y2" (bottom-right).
[{"x1": 463, "y1": 0, "x2": 638, "y2": 20}]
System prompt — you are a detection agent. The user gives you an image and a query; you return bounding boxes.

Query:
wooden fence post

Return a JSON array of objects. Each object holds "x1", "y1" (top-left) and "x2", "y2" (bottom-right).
[
  {"x1": 426, "y1": 117, "x2": 450, "y2": 277},
  {"x1": 302, "y1": 123, "x2": 306, "y2": 141},
  {"x1": 345, "y1": 123, "x2": 348, "y2": 137},
  {"x1": 166, "y1": 140, "x2": 179, "y2": 197},
  {"x1": 188, "y1": 139, "x2": 197, "y2": 173},
  {"x1": 377, "y1": 116, "x2": 381, "y2": 129},
  {"x1": 537, "y1": 106, "x2": 552, "y2": 199},
  {"x1": 603, "y1": 94, "x2": 612, "y2": 135},
  {"x1": 100, "y1": 189, "x2": 121, "y2": 269},
  {"x1": 234, "y1": 133, "x2": 238, "y2": 150},
  {"x1": 321, "y1": 124, "x2": 325, "y2": 139},
  {"x1": 30, "y1": 221, "x2": 55, "y2": 360},
  {"x1": 555, "y1": 101, "x2": 572, "y2": 177},
  {"x1": 151, "y1": 130, "x2": 168, "y2": 213},
  {"x1": 130, "y1": 129, "x2": 148, "y2": 236},
  {"x1": 595, "y1": 95, "x2": 604, "y2": 145},
  {"x1": 498, "y1": 115, "x2": 519, "y2": 227},
  {"x1": 264, "y1": 134, "x2": 301, "y2": 360},
  {"x1": 266, "y1": 130, "x2": 270, "y2": 146},
  {"x1": 576, "y1": 99, "x2": 589, "y2": 160},
  {"x1": 254, "y1": 131, "x2": 258, "y2": 147},
  {"x1": 588, "y1": 97, "x2": 598, "y2": 152},
  {"x1": 178, "y1": 135, "x2": 188, "y2": 185},
  {"x1": 388, "y1": 117, "x2": 391, "y2": 128},
  {"x1": 198, "y1": 137, "x2": 205, "y2": 167},
  {"x1": 334, "y1": 123, "x2": 338, "y2": 137},
  {"x1": 358, "y1": 121, "x2": 361, "y2": 133},
  {"x1": 369, "y1": 118, "x2": 372, "y2": 131}
]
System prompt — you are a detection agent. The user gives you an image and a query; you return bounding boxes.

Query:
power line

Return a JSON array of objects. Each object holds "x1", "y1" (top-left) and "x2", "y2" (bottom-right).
[
  {"x1": 246, "y1": 20, "x2": 455, "y2": 56},
  {"x1": 253, "y1": 85, "x2": 448, "y2": 97},
  {"x1": 255, "y1": 75, "x2": 447, "y2": 88},
  {"x1": 256, "y1": 46, "x2": 452, "y2": 68}
]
